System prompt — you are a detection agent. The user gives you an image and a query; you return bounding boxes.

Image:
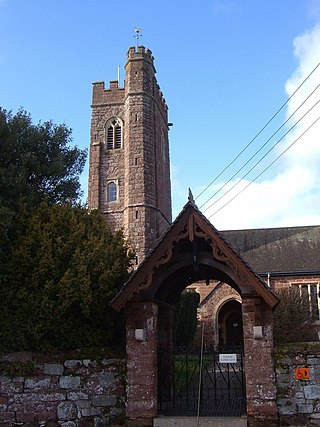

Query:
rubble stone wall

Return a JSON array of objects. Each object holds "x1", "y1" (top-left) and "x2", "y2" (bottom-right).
[
  {"x1": 0, "y1": 352, "x2": 125, "y2": 427},
  {"x1": 275, "y1": 343, "x2": 320, "y2": 426}
]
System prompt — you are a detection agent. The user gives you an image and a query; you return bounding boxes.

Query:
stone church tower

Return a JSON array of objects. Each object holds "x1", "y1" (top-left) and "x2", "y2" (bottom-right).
[{"x1": 88, "y1": 46, "x2": 172, "y2": 264}]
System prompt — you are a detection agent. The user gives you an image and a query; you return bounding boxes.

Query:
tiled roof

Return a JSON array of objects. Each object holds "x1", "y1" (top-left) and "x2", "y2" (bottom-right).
[{"x1": 220, "y1": 225, "x2": 320, "y2": 274}]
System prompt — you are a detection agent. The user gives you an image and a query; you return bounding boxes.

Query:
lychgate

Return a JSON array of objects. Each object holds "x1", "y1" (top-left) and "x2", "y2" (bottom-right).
[{"x1": 111, "y1": 201, "x2": 279, "y2": 427}]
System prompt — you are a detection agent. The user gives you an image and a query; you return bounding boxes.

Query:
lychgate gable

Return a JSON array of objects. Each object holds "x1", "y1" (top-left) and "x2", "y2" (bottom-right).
[{"x1": 111, "y1": 201, "x2": 278, "y2": 311}]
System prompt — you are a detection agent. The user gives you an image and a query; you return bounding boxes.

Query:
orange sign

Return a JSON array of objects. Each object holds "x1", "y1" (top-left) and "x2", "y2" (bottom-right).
[{"x1": 295, "y1": 367, "x2": 310, "y2": 380}]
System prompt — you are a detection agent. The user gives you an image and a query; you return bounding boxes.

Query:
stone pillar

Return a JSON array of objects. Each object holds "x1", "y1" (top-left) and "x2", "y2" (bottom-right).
[
  {"x1": 125, "y1": 301, "x2": 158, "y2": 426},
  {"x1": 242, "y1": 296, "x2": 278, "y2": 427}
]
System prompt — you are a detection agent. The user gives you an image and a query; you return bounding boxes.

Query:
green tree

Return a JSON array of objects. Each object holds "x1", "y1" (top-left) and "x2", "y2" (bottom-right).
[
  {"x1": 273, "y1": 287, "x2": 318, "y2": 345},
  {"x1": 0, "y1": 201, "x2": 133, "y2": 352},
  {"x1": 0, "y1": 108, "x2": 86, "y2": 282},
  {"x1": 0, "y1": 108, "x2": 86, "y2": 212},
  {"x1": 175, "y1": 290, "x2": 200, "y2": 346}
]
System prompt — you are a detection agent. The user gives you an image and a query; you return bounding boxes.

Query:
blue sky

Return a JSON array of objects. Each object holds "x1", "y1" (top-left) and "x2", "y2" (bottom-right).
[{"x1": 1, "y1": 0, "x2": 320, "y2": 229}]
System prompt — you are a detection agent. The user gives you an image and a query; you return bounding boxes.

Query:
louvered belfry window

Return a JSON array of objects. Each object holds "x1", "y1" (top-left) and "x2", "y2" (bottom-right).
[
  {"x1": 106, "y1": 119, "x2": 122, "y2": 150},
  {"x1": 107, "y1": 126, "x2": 114, "y2": 149},
  {"x1": 115, "y1": 125, "x2": 121, "y2": 149}
]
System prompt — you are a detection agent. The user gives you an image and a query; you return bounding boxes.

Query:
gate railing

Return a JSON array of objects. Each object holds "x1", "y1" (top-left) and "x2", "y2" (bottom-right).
[{"x1": 158, "y1": 346, "x2": 246, "y2": 417}]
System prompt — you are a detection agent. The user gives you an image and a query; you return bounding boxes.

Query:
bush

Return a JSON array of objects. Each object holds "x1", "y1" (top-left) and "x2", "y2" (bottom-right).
[
  {"x1": 273, "y1": 287, "x2": 318, "y2": 345},
  {"x1": 0, "y1": 201, "x2": 133, "y2": 352}
]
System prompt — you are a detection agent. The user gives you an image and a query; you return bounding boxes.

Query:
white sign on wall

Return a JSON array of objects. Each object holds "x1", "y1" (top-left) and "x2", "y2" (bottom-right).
[{"x1": 219, "y1": 354, "x2": 237, "y2": 364}]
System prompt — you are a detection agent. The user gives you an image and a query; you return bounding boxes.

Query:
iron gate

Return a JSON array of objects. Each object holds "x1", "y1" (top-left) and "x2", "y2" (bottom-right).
[{"x1": 158, "y1": 346, "x2": 246, "y2": 417}]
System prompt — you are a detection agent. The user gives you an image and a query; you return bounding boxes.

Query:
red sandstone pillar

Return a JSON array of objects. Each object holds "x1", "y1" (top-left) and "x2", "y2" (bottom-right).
[
  {"x1": 125, "y1": 301, "x2": 158, "y2": 426},
  {"x1": 242, "y1": 297, "x2": 278, "y2": 427}
]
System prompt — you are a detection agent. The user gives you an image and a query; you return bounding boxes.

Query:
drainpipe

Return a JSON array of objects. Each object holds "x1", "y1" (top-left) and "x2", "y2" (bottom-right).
[{"x1": 267, "y1": 272, "x2": 271, "y2": 288}]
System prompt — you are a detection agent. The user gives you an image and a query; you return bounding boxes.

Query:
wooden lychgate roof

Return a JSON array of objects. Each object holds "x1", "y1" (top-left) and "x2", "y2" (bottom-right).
[{"x1": 111, "y1": 202, "x2": 279, "y2": 311}]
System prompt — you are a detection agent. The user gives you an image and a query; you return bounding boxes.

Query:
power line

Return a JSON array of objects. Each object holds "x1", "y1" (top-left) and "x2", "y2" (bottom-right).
[
  {"x1": 195, "y1": 61, "x2": 320, "y2": 202},
  {"x1": 201, "y1": 86, "x2": 320, "y2": 212},
  {"x1": 203, "y1": 97, "x2": 320, "y2": 213},
  {"x1": 207, "y1": 114, "x2": 320, "y2": 220},
  {"x1": 154, "y1": 62, "x2": 320, "y2": 241},
  {"x1": 154, "y1": 93, "x2": 320, "y2": 243}
]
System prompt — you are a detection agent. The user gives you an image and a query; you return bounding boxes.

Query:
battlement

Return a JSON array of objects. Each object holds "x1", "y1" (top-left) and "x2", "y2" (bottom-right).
[
  {"x1": 126, "y1": 45, "x2": 154, "y2": 62},
  {"x1": 125, "y1": 46, "x2": 167, "y2": 111},
  {"x1": 92, "y1": 80, "x2": 125, "y2": 105},
  {"x1": 154, "y1": 82, "x2": 168, "y2": 112}
]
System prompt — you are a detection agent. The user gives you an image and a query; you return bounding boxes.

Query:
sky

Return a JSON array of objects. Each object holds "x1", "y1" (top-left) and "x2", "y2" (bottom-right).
[{"x1": 1, "y1": 0, "x2": 320, "y2": 230}]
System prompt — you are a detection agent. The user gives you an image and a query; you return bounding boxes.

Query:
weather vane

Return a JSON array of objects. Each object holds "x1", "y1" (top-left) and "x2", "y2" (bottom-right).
[{"x1": 134, "y1": 28, "x2": 142, "y2": 49}]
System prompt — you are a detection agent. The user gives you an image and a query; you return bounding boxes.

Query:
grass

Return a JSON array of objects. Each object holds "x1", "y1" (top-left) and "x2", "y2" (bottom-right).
[{"x1": 173, "y1": 352, "x2": 212, "y2": 391}]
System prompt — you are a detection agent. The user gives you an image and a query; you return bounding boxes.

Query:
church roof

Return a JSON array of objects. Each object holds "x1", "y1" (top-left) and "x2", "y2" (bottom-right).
[{"x1": 220, "y1": 225, "x2": 320, "y2": 275}]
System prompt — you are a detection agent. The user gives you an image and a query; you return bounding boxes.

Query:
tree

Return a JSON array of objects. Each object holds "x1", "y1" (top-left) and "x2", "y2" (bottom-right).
[
  {"x1": 273, "y1": 287, "x2": 318, "y2": 345},
  {"x1": 0, "y1": 108, "x2": 87, "y2": 212},
  {"x1": 175, "y1": 290, "x2": 200, "y2": 346},
  {"x1": 0, "y1": 201, "x2": 133, "y2": 352},
  {"x1": 0, "y1": 108, "x2": 87, "y2": 282}
]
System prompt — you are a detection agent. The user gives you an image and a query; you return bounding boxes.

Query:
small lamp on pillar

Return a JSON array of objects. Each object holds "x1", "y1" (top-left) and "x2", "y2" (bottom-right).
[
  {"x1": 253, "y1": 325, "x2": 263, "y2": 339},
  {"x1": 135, "y1": 328, "x2": 146, "y2": 341}
]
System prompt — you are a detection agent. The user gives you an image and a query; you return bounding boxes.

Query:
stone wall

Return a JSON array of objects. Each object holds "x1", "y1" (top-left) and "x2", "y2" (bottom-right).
[
  {"x1": 275, "y1": 343, "x2": 320, "y2": 426},
  {"x1": 0, "y1": 351, "x2": 125, "y2": 426}
]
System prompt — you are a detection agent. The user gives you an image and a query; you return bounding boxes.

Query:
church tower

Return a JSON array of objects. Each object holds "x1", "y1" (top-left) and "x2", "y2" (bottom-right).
[{"x1": 88, "y1": 46, "x2": 172, "y2": 264}]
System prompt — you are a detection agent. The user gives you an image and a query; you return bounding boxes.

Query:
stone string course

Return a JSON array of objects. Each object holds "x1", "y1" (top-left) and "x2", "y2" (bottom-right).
[{"x1": 0, "y1": 352, "x2": 125, "y2": 427}]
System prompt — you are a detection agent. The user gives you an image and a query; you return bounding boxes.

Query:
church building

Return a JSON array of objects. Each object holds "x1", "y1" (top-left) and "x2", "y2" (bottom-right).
[
  {"x1": 88, "y1": 44, "x2": 320, "y2": 348},
  {"x1": 88, "y1": 44, "x2": 320, "y2": 426}
]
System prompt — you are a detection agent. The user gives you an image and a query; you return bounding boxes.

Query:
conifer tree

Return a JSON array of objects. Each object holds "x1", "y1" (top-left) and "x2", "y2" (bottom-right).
[
  {"x1": 175, "y1": 290, "x2": 200, "y2": 346},
  {"x1": 0, "y1": 201, "x2": 133, "y2": 352}
]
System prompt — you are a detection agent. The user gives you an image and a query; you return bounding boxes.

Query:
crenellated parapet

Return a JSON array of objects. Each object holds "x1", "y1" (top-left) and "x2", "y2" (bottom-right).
[
  {"x1": 126, "y1": 45, "x2": 154, "y2": 64},
  {"x1": 125, "y1": 46, "x2": 168, "y2": 115},
  {"x1": 154, "y1": 82, "x2": 168, "y2": 114},
  {"x1": 92, "y1": 80, "x2": 125, "y2": 106}
]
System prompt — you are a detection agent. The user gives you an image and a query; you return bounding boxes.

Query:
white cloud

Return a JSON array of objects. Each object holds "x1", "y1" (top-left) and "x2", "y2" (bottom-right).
[{"x1": 201, "y1": 24, "x2": 320, "y2": 230}]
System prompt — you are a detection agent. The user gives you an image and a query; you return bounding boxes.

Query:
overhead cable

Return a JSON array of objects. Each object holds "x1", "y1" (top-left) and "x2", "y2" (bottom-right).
[
  {"x1": 203, "y1": 97, "x2": 320, "y2": 213},
  {"x1": 195, "y1": 61, "x2": 320, "y2": 202},
  {"x1": 207, "y1": 114, "x2": 320, "y2": 220},
  {"x1": 201, "y1": 85, "x2": 320, "y2": 211}
]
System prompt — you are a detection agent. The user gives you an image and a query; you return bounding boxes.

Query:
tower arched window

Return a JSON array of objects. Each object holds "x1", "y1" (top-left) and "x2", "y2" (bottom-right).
[
  {"x1": 106, "y1": 118, "x2": 123, "y2": 150},
  {"x1": 107, "y1": 181, "x2": 117, "y2": 202}
]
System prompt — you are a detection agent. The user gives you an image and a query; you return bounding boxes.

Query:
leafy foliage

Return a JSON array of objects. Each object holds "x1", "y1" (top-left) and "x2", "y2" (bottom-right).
[
  {"x1": 0, "y1": 108, "x2": 86, "y2": 212},
  {"x1": 175, "y1": 290, "x2": 200, "y2": 346},
  {"x1": 0, "y1": 108, "x2": 87, "y2": 282},
  {"x1": 0, "y1": 201, "x2": 133, "y2": 352},
  {"x1": 273, "y1": 287, "x2": 318, "y2": 345}
]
